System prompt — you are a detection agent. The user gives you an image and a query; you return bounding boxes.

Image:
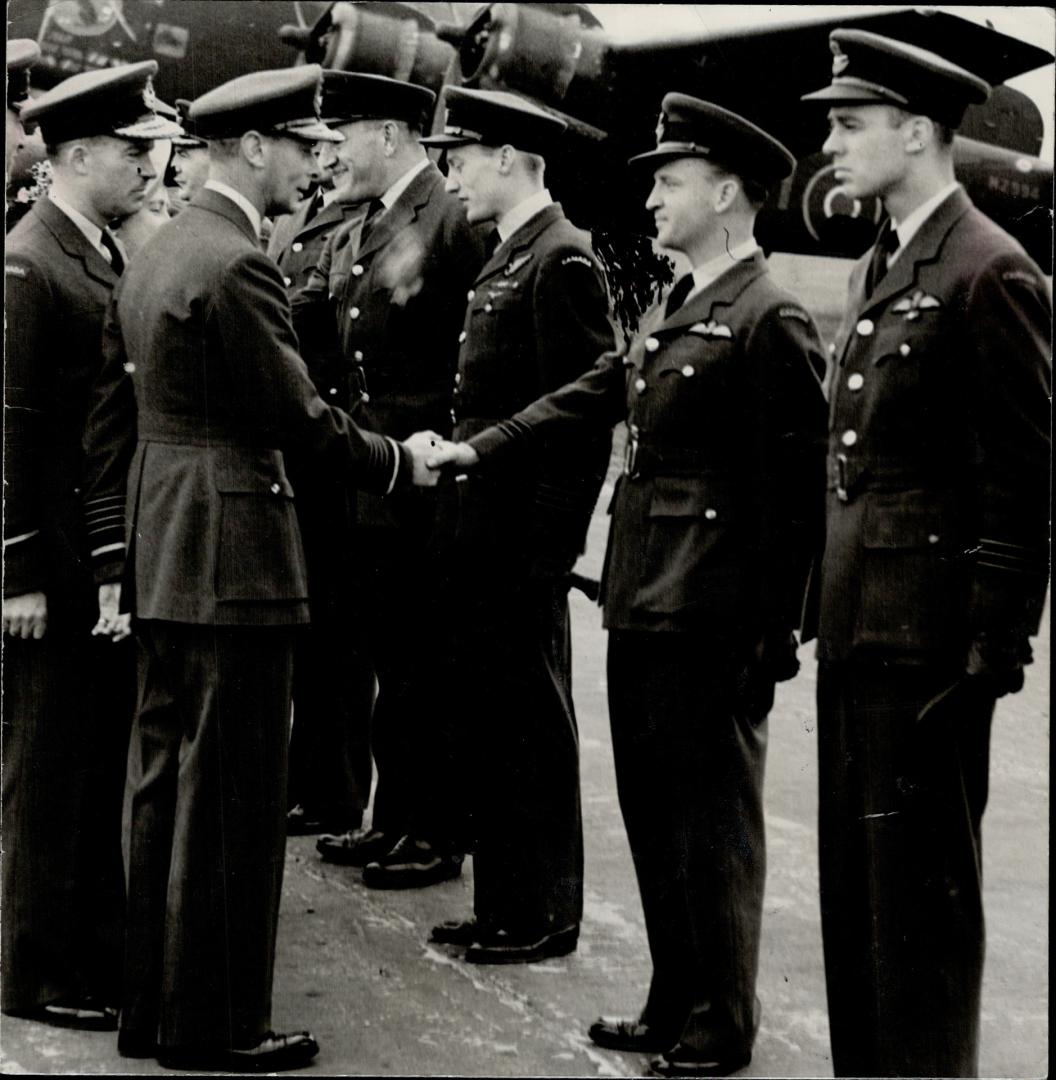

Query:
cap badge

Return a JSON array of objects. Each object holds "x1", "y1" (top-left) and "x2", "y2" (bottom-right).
[
  {"x1": 142, "y1": 79, "x2": 160, "y2": 113},
  {"x1": 655, "y1": 112, "x2": 666, "y2": 143},
  {"x1": 313, "y1": 85, "x2": 323, "y2": 117},
  {"x1": 831, "y1": 40, "x2": 850, "y2": 76}
]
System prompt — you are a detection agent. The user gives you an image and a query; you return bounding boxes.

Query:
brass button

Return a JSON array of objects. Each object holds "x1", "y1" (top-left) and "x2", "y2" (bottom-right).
[
  {"x1": 928, "y1": 533, "x2": 940, "y2": 545},
  {"x1": 847, "y1": 373, "x2": 864, "y2": 391},
  {"x1": 467, "y1": 289, "x2": 475, "y2": 301},
  {"x1": 123, "y1": 362, "x2": 136, "y2": 374},
  {"x1": 454, "y1": 373, "x2": 462, "y2": 385},
  {"x1": 484, "y1": 302, "x2": 493, "y2": 313},
  {"x1": 458, "y1": 330, "x2": 467, "y2": 343},
  {"x1": 283, "y1": 276, "x2": 292, "y2": 287},
  {"x1": 634, "y1": 377, "x2": 647, "y2": 393},
  {"x1": 644, "y1": 337, "x2": 659, "y2": 352},
  {"x1": 291, "y1": 242, "x2": 303, "y2": 253},
  {"x1": 704, "y1": 508, "x2": 718, "y2": 521},
  {"x1": 899, "y1": 343, "x2": 911, "y2": 356},
  {"x1": 349, "y1": 306, "x2": 360, "y2": 320},
  {"x1": 329, "y1": 387, "x2": 337, "y2": 396},
  {"x1": 353, "y1": 350, "x2": 364, "y2": 362},
  {"x1": 681, "y1": 365, "x2": 695, "y2": 377},
  {"x1": 841, "y1": 429, "x2": 858, "y2": 447},
  {"x1": 270, "y1": 483, "x2": 281, "y2": 495},
  {"x1": 856, "y1": 318, "x2": 874, "y2": 336},
  {"x1": 361, "y1": 392, "x2": 370, "y2": 404},
  {"x1": 352, "y1": 264, "x2": 364, "y2": 276}
]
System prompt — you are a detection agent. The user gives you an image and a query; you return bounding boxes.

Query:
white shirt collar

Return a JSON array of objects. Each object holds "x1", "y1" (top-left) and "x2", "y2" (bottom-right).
[
  {"x1": 889, "y1": 181, "x2": 961, "y2": 262},
  {"x1": 204, "y1": 179, "x2": 262, "y2": 239},
  {"x1": 380, "y1": 157, "x2": 430, "y2": 210},
  {"x1": 686, "y1": 238, "x2": 761, "y2": 303},
  {"x1": 496, "y1": 188, "x2": 553, "y2": 245},
  {"x1": 47, "y1": 191, "x2": 107, "y2": 256}
]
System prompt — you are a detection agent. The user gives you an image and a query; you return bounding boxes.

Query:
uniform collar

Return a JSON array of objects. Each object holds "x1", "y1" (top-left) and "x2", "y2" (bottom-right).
[
  {"x1": 380, "y1": 157, "x2": 430, "y2": 210},
  {"x1": 47, "y1": 191, "x2": 108, "y2": 256},
  {"x1": 889, "y1": 181, "x2": 961, "y2": 264},
  {"x1": 496, "y1": 188, "x2": 553, "y2": 246},
  {"x1": 204, "y1": 179, "x2": 262, "y2": 239},
  {"x1": 686, "y1": 239, "x2": 761, "y2": 304}
]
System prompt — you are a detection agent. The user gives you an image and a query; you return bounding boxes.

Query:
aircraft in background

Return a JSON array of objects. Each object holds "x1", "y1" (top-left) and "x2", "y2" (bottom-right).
[{"x1": 7, "y1": 2, "x2": 1053, "y2": 268}]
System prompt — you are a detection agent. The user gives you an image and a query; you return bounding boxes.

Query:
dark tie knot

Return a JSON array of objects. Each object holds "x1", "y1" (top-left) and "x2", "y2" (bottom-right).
[
  {"x1": 665, "y1": 272, "x2": 694, "y2": 318},
  {"x1": 100, "y1": 229, "x2": 125, "y2": 276}
]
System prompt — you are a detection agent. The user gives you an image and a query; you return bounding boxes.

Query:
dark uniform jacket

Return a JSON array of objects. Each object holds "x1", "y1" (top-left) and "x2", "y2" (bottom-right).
[
  {"x1": 453, "y1": 201, "x2": 614, "y2": 577},
  {"x1": 82, "y1": 188, "x2": 406, "y2": 627},
  {"x1": 804, "y1": 187, "x2": 1051, "y2": 662},
  {"x1": 293, "y1": 161, "x2": 484, "y2": 442},
  {"x1": 4, "y1": 197, "x2": 120, "y2": 618},
  {"x1": 470, "y1": 250, "x2": 828, "y2": 635},
  {"x1": 267, "y1": 191, "x2": 365, "y2": 296}
]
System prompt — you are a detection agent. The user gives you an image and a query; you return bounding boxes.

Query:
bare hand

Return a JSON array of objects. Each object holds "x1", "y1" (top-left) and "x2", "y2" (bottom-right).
[
  {"x1": 2, "y1": 591, "x2": 47, "y2": 640},
  {"x1": 376, "y1": 230, "x2": 425, "y2": 307},
  {"x1": 403, "y1": 430, "x2": 445, "y2": 487},
  {"x1": 427, "y1": 439, "x2": 479, "y2": 471},
  {"x1": 93, "y1": 582, "x2": 132, "y2": 642}
]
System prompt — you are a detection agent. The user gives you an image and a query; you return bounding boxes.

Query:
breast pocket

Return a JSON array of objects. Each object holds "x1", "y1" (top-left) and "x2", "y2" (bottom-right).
[
  {"x1": 854, "y1": 489, "x2": 967, "y2": 650},
  {"x1": 634, "y1": 474, "x2": 742, "y2": 616},
  {"x1": 214, "y1": 451, "x2": 308, "y2": 603}
]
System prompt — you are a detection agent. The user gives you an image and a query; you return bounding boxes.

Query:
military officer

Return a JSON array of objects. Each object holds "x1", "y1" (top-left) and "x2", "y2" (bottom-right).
[
  {"x1": 165, "y1": 99, "x2": 209, "y2": 213},
  {"x1": 429, "y1": 94, "x2": 827, "y2": 1072},
  {"x1": 270, "y1": 72, "x2": 380, "y2": 841},
  {"x1": 80, "y1": 65, "x2": 439, "y2": 1072},
  {"x1": 292, "y1": 73, "x2": 487, "y2": 884},
  {"x1": 414, "y1": 86, "x2": 614, "y2": 963},
  {"x1": 6, "y1": 39, "x2": 41, "y2": 229},
  {"x1": 3, "y1": 61, "x2": 179, "y2": 1031},
  {"x1": 800, "y1": 30, "x2": 1051, "y2": 1077}
]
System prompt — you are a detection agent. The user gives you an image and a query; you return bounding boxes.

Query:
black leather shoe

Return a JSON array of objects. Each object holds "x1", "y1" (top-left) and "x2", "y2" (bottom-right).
[
  {"x1": 5, "y1": 996, "x2": 118, "y2": 1031},
  {"x1": 362, "y1": 837, "x2": 463, "y2": 889},
  {"x1": 286, "y1": 804, "x2": 353, "y2": 837},
  {"x1": 588, "y1": 1016, "x2": 678, "y2": 1053},
  {"x1": 648, "y1": 1045, "x2": 751, "y2": 1078},
  {"x1": 159, "y1": 1031, "x2": 320, "y2": 1073},
  {"x1": 316, "y1": 827, "x2": 394, "y2": 867},
  {"x1": 118, "y1": 1030, "x2": 160, "y2": 1058},
  {"x1": 429, "y1": 917, "x2": 484, "y2": 946},
  {"x1": 465, "y1": 924, "x2": 579, "y2": 965}
]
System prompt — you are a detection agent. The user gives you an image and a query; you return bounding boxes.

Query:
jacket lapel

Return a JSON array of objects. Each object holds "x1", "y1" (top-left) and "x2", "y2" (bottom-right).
[
  {"x1": 658, "y1": 250, "x2": 768, "y2": 335},
  {"x1": 473, "y1": 202, "x2": 563, "y2": 286},
  {"x1": 354, "y1": 161, "x2": 442, "y2": 263},
  {"x1": 193, "y1": 187, "x2": 260, "y2": 246},
  {"x1": 36, "y1": 197, "x2": 118, "y2": 288},
  {"x1": 855, "y1": 187, "x2": 972, "y2": 317}
]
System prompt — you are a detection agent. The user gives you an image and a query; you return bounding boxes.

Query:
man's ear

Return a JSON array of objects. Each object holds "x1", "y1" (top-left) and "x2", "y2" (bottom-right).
[{"x1": 241, "y1": 130, "x2": 268, "y2": 169}]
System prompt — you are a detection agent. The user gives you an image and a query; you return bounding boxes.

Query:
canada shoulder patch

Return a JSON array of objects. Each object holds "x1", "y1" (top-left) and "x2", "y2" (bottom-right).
[
  {"x1": 561, "y1": 254, "x2": 594, "y2": 269},
  {"x1": 1002, "y1": 269, "x2": 1039, "y2": 288},
  {"x1": 5, "y1": 263, "x2": 27, "y2": 278},
  {"x1": 778, "y1": 306, "x2": 810, "y2": 324}
]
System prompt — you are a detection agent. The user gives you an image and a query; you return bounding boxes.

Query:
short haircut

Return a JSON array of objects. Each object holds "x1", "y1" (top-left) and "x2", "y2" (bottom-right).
[
  {"x1": 887, "y1": 105, "x2": 956, "y2": 148},
  {"x1": 707, "y1": 159, "x2": 769, "y2": 210}
]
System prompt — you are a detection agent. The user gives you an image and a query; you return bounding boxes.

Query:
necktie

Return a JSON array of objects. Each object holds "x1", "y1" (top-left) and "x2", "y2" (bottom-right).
[
  {"x1": 100, "y1": 230, "x2": 125, "y2": 276},
  {"x1": 357, "y1": 197, "x2": 386, "y2": 247},
  {"x1": 664, "y1": 272, "x2": 694, "y2": 318},
  {"x1": 303, "y1": 186, "x2": 324, "y2": 225},
  {"x1": 866, "y1": 221, "x2": 899, "y2": 296},
  {"x1": 483, "y1": 229, "x2": 501, "y2": 262}
]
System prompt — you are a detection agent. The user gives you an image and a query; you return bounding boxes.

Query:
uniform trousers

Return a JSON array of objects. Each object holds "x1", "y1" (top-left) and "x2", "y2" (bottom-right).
[
  {"x1": 1, "y1": 625, "x2": 133, "y2": 1012},
  {"x1": 287, "y1": 468, "x2": 374, "y2": 829},
  {"x1": 606, "y1": 630, "x2": 768, "y2": 1056},
  {"x1": 817, "y1": 660, "x2": 995, "y2": 1077},
  {"x1": 355, "y1": 517, "x2": 453, "y2": 843},
  {"x1": 119, "y1": 620, "x2": 295, "y2": 1053}
]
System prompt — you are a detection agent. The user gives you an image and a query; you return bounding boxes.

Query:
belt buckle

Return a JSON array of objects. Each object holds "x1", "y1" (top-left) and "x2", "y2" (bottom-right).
[
  {"x1": 623, "y1": 433, "x2": 640, "y2": 478},
  {"x1": 835, "y1": 452, "x2": 849, "y2": 502}
]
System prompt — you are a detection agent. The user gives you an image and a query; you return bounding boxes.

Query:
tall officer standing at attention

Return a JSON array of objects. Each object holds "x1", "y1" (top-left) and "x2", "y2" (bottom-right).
[
  {"x1": 3, "y1": 61, "x2": 178, "y2": 1031},
  {"x1": 417, "y1": 86, "x2": 614, "y2": 964},
  {"x1": 428, "y1": 95, "x2": 827, "y2": 1074},
  {"x1": 800, "y1": 30, "x2": 1051, "y2": 1077},
  {"x1": 82, "y1": 65, "x2": 439, "y2": 1073},
  {"x1": 293, "y1": 73, "x2": 487, "y2": 884}
]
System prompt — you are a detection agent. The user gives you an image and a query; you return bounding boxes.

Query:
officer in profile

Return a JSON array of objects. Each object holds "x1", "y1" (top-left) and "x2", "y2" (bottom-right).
[
  {"x1": 413, "y1": 85, "x2": 614, "y2": 964},
  {"x1": 428, "y1": 93, "x2": 826, "y2": 1075},
  {"x1": 3, "y1": 59, "x2": 179, "y2": 1032},
  {"x1": 81, "y1": 64, "x2": 439, "y2": 1072},
  {"x1": 800, "y1": 30, "x2": 1051, "y2": 1077},
  {"x1": 6, "y1": 38, "x2": 41, "y2": 229},
  {"x1": 165, "y1": 99, "x2": 209, "y2": 213}
]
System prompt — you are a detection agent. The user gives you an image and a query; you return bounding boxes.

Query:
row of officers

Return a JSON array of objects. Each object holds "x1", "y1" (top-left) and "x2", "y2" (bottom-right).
[{"x1": 3, "y1": 25, "x2": 1050, "y2": 1079}]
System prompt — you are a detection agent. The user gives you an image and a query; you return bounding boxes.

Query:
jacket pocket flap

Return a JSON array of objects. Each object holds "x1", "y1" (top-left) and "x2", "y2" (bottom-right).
[
  {"x1": 647, "y1": 474, "x2": 730, "y2": 520},
  {"x1": 863, "y1": 493, "x2": 944, "y2": 549},
  {"x1": 215, "y1": 451, "x2": 294, "y2": 497}
]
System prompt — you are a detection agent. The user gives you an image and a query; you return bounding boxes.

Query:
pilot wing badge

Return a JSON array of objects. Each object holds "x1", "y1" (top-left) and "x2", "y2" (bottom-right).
[
  {"x1": 891, "y1": 290, "x2": 942, "y2": 320},
  {"x1": 688, "y1": 320, "x2": 734, "y2": 339}
]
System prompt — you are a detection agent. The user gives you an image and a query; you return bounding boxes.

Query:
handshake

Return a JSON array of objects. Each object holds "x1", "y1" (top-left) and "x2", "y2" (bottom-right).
[{"x1": 402, "y1": 431, "x2": 480, "y2": 487}]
